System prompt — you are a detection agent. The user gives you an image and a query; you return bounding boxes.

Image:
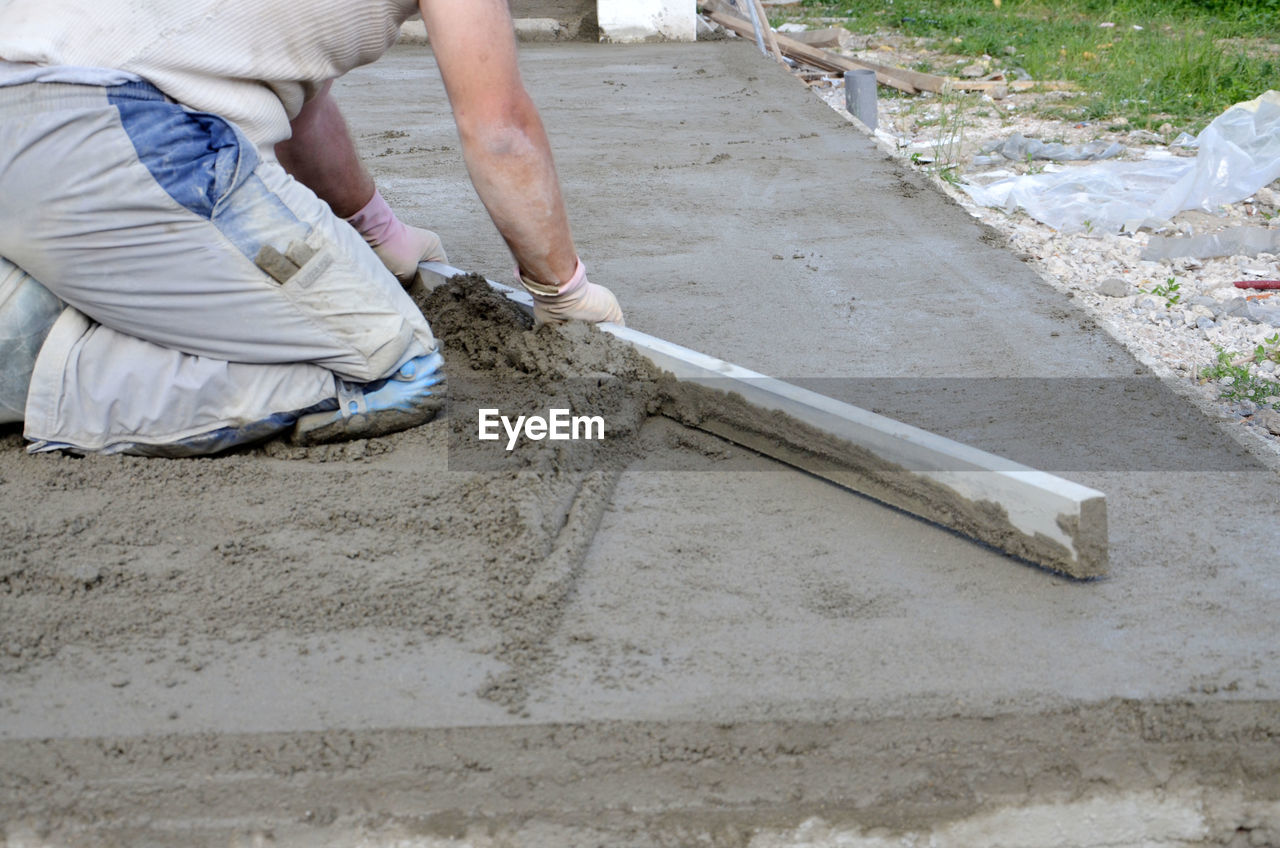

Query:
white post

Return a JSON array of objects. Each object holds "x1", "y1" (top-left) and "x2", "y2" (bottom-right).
[{"x1": 598, "y1": 0, "x2": 696, "y2": 42}]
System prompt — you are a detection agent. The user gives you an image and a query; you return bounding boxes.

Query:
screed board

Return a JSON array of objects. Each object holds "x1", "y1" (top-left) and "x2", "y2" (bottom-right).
[{"x1": 418, "y1": 261, "x2": 1108, "y2": 578}]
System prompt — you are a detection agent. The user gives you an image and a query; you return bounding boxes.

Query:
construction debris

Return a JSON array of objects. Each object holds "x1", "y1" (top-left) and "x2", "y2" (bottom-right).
[
  {"x1": 700, "y1": 0, "x2": 937, "y2": 93},
  {"x1": 779, "y1": 26, "x2": 856, "y2": 50},
  {"x1": 973, "y1": 133, "x2": 1125, "y2": 166},
  {"x1": 1143, "y1": 227, "x2": 1280, "y2": 261},
  {"x1": 699, "y1": 1, "x2": 1069, "y2": 96}
]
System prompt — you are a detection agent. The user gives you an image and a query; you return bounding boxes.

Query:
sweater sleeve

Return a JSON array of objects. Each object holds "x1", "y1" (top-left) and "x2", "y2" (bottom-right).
[{"x1": 0, "y1": 0, "x2": 420, "y2": 150}]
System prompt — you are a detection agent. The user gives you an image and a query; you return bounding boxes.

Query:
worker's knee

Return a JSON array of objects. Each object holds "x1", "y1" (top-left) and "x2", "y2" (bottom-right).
[{"x1": 230, "y1": 162, "x2": 439, "y2": 381}]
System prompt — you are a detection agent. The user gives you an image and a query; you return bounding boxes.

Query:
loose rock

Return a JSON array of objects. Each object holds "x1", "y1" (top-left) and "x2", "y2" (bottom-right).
[
  {"x1": 1222, "y1": 297, "x2": 1251, "y2": 318},
  {"x1": 1097, "y1": 277, "x2": 1129, "y2": 297},
  {"x1": 1255, "y1": 408, "x2": 1280, "y2": 435}
]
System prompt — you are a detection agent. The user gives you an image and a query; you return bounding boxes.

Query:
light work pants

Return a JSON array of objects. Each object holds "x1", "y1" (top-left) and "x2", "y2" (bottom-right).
[{"x1": 0, "y1": 79, "x2": 437, "y2": 454}]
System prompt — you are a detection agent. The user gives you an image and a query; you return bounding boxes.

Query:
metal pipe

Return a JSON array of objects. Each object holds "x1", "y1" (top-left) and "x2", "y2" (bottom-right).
[
  {"x1": 844, "y1": 68, "x2": 878, "y2": 131},
  {"x1": 739, "y1": 0, "x2": 769, "y2": 57}
]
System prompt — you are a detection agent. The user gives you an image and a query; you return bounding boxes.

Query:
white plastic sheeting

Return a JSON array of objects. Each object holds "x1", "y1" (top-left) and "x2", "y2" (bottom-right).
[{"x1": 962, "y1": 91, "x2": 1280, "y2": 232}]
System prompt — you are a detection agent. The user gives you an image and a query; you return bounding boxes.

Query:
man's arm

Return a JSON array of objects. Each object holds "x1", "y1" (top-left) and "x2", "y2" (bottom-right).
[
  {"x1": 275, "y1": 81, "x2": 447, "y2": 281},
  {"x1": 417, "y1": 0, "x2": 577, "y2": 286},
  {"x1": 274, "y1": 80, "x2": 374, "y2": 219}
]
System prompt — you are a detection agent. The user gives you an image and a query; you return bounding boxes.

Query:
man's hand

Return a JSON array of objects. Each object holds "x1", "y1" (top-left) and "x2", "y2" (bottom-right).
[
  {"x1": 519, "y1": 259, "x2": 624, "y2": 326},
  {"x1": 420, "y1": 0, "x2": 624, "y2": 319},
  {"x1": 346, "y1": 190, "x2": 448, "y2": 284},
  {"x1": 374, "y1": 224, "x2": 447, "y2": 283}
]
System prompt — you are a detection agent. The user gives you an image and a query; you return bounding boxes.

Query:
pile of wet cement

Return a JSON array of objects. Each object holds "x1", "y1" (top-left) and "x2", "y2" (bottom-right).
[
  {"x1": 0, "y1": 275, "x2": 661, "y2": 712},
  {"x1": 418, "y1": 274, "x2": 662, "y2": 474}
]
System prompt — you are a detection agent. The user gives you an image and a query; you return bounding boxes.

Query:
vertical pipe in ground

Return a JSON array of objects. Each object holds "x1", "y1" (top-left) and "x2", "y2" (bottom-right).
[{"x1": 844, "y1": 69, "x2": 878, "y2": 131}]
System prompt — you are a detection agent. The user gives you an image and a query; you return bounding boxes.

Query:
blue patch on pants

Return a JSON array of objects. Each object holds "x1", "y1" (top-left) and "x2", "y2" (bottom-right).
[
  {"x1": 107, "y1": 81, "x2": 255, "y2": 219},
  {"x1": 107, "y1": 81, "x2": 310, "y2": 268}
]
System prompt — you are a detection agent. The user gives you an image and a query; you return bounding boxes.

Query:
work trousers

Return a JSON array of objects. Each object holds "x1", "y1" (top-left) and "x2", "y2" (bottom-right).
[{"x1": 0, "y1": 79, "x2": 437, "y2": 453}]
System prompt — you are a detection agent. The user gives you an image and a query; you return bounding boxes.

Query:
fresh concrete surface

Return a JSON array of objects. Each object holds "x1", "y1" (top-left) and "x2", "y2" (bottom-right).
[
  {"x1": 2, "y1": 42, "x2": 1278, "y2": 846},
  {"x1": 510, "y1": 0, "x2": 597, "y2": 39}
]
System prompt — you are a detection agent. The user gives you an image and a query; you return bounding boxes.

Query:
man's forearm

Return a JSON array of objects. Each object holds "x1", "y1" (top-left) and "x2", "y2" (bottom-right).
[
  {"x1": 420, "y1": 0, "x2": 583, "y2": 286},
  {"x1": 274, "y1": 81, "x2": 375, "y2": 219},
  {"x1": 455, "y1": 96, "x2": 578, "y2": 285}
]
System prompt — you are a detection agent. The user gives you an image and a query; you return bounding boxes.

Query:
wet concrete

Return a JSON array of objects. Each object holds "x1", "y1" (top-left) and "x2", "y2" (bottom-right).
[{"x1": 2, "y1": 42, "x2": 1278, "y2": 846}]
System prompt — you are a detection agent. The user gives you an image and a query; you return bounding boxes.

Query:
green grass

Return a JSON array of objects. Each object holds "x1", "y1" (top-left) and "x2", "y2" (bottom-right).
[
  {"x1": 797, "y1": 0, "x2": 1280, "y2": 130},
  {"x1": 1199, "y1": 347, "x2": 1280, "y2": 410},
  {"x1": 1197, "y1": 333, "x2": 1280, "y2": 410}
]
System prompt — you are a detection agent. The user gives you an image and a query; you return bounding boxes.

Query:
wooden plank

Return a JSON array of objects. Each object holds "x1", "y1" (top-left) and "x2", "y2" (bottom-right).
[
  {"x1": 785, "y1": 27, "x2": 854, "y2": 49},
  {"x1": 700, "y1": 0, "x2": 946, "y2": 94},
  {"x1": 417, "y1": 261, "x2": 1109, "y2": 578},
  {"x1": 701, "y1": 1, "x2": 1072, "y2": 97}
]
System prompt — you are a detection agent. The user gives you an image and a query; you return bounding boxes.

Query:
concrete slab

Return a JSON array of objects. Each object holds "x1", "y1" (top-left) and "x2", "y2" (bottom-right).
[{"x1": 1, "y1": 42, "x2": 1278, "y2": 846}]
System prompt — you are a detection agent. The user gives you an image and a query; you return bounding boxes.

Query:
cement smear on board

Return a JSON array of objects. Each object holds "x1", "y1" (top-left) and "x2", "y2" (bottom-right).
[
  {"x1": 660, "y1": 381, "x2": 1106, "y2": 577},
  {"x1": 428, "y1": 276, "x2": 1102, "y2": 576}
]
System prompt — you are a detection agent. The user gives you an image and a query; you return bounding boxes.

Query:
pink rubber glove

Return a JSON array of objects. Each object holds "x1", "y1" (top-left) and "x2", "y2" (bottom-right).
[
  {"x1": 346, "y1": 189, "x2": 447, "y2": 284},
  {"x1": 518, "y1": 259, "x2": 625, "y2": 326}
]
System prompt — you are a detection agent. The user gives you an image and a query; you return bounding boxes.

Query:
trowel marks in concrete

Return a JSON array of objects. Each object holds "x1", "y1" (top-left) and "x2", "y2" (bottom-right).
[
  {"x1": 0, "y1": 276, "x2": 1100, "y2": 733},
  {"x1": 0, "y1": 432, "x2": 598, "y2": 714},
  {"x1": 0, "y1": 280, "x2": 659, "y2": 715}
]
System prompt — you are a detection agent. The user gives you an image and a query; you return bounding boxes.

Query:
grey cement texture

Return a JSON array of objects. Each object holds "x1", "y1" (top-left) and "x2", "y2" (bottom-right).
[
  {"x1": 2, "y1": 42, "x2": 1279, "y2": 846},
  {"x1": 510, "y1": 0, "x2": 596, "y2": 39}
]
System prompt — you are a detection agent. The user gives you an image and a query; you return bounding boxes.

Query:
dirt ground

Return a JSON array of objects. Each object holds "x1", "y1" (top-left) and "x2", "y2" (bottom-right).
[{"x1": 2, "y1": 42, "x2": 1279, "y2": 847}]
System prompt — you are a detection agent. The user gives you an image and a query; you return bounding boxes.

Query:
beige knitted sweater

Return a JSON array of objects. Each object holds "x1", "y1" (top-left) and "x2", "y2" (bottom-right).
[{"x1": 0, "y1": 0, "x2": 420, "y2": 148}]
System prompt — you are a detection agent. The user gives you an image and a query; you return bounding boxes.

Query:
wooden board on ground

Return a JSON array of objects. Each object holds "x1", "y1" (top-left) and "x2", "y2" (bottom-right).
[
  {"x1": 417, "y1": 261, "x2": 1109, "y2": 579},
  {"x1": 700, "y1": 0, "x2": 945, "y2": 93},
  {"x1": 784, "y1": 27, "x2": 855, "y2": 49},
  {"x1": 700, "y1": 2, "x2": 1072, "y2": 96}
]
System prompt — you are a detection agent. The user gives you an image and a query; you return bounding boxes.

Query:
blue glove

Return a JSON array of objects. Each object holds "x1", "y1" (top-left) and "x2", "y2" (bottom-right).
[{"x1": 292, "y1": 349, "x2": 446, "y2": 445}]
